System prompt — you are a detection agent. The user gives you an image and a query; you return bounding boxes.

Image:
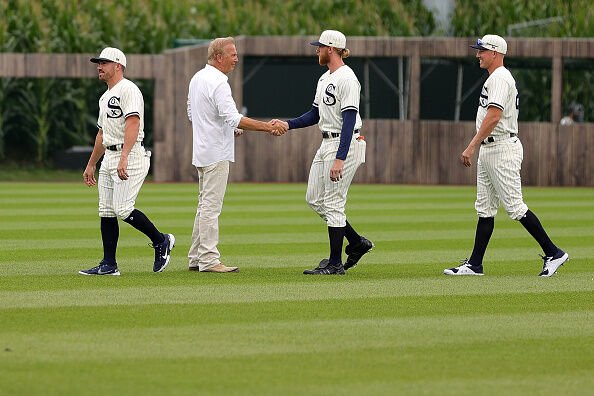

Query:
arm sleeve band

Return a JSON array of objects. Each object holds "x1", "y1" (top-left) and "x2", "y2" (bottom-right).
[
  {"x1": 286, "y1": 106, "x2": 320, "y2": 130},
  {"x1": 336, "y1": 109, "x2": 357, "y2": 160}
]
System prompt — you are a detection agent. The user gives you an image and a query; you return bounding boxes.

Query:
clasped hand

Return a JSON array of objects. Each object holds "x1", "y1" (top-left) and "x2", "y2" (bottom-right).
[{"x1": 268, "y1": 119, "x2": 289, "y2": 136}]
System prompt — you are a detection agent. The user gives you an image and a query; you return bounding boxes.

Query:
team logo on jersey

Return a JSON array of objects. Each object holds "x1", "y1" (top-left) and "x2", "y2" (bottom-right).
[
  {"x1": 323, "y1": 84, "x2": 337, "y2": 106},
  {"x1": 479, "y1": 86, "x2": 488, "y2": 108},
  {"x1": 107, "y1": 96, "x2": 123, "y2": 118}
]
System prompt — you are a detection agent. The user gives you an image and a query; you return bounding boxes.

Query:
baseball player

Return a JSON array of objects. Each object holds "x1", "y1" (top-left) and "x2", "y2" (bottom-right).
[
  {"x1": 444, "y1": 35, "x2": 569, "y2": 277},
  {"x1": 79, "y1": 47, "x2": 174, "y2": 276},
  {"x1": 274, "y1": 30, "x2": 373, "y2": 275}
]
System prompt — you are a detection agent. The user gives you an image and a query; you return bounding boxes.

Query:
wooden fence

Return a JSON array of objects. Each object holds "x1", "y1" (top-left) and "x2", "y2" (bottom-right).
[
  {"x1": 229, "y1": 121, "x2": 593, "y2": 187},
  {"x1": 1, "y1": 37, "x2": 592, "y2": 185}
]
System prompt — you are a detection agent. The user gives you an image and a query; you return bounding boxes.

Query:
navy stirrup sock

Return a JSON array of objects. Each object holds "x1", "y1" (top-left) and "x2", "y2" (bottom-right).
[
  {"x1": 468, "y1": 217, "x2": 494, "y2": 266},
  {"x1": 123, "y1": 209, "x2": 165, "y2": 245}
]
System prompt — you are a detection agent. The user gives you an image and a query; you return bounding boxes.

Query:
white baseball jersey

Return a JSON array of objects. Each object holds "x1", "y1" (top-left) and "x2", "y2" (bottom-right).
[
  {"x1": 96, "y1": 77, "x2": 149, "y2": 220},
  {"x1": 474, "y1": 66, "x2": 528, "y2": 221},
  {"x1": 306, "y1": 65, "x2": 366, "y2": 228},
  {"x1": 476, "y1": 66, "x2": 519, "y2": 137},
  {"x1": 313, "y1": 65, "x2": 362, "y2": 134},
  {"x1": 97, "y1": 78, "x2": 145, "y2": 147}
]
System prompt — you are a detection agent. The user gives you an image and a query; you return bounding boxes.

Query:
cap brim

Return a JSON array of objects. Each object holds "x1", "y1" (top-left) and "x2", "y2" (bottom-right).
[
  {"x1": 310, "y1": 41, "x2": 325, "y2": 46},
  {"x1": 469, "y1": 44, "x2": 490, "y2": 51},
  {"x1": 90, "y1": 57, "x2": 114, "y2": 63}
]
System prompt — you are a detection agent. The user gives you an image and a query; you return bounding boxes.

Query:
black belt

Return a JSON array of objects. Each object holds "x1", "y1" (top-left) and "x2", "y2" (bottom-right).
[
  {"x1": 106, "y1": 142, "x2": 144, "y2": 151},
  {"x1": 481, "y1": 133, "x2": 517, "y2": 145},
  {"x1": 322, "y1": 130, "x2": 359, "y2": 139}
]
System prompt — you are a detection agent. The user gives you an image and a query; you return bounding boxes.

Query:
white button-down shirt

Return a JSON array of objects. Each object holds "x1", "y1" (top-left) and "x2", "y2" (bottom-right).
[{"x1": 187, "y1": 64, "x2": 243, "y2": 167}]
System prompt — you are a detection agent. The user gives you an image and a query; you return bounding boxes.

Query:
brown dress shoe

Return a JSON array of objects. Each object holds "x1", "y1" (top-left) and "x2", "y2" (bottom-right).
[{"x1": 199, "y1": 263, "x2": 239, "y2": 273}]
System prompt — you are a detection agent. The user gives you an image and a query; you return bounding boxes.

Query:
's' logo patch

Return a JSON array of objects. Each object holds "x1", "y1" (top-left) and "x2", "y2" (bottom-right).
[
  {"x1": 323, "y1": 84, "x2": 337, "y2": 106},
  {"x1": 107, "y1": 96, "x2": 123, "y2": 118}
]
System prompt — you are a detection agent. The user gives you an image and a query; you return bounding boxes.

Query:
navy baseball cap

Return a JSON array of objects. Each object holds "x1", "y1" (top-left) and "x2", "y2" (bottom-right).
[{"x1": 470, "y1": 35, "x2": 507, "y2": 55}]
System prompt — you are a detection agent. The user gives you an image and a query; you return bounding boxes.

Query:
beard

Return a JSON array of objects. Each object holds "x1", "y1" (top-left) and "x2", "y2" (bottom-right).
[{"x1": 318, "y1": 52, "x2": 330, "y2": 66}]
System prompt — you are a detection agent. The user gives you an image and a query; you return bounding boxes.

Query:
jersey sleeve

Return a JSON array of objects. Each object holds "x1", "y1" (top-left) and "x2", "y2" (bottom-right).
[
  {"x1": 486, "y1": 75, "x2": 510, "y2": 111},
  {"x1": 338, "y1": 77, "x2": 360, "y2": 112},
  {"x1": 120, "y1": 84, "x2": 144, "y2": 119}
]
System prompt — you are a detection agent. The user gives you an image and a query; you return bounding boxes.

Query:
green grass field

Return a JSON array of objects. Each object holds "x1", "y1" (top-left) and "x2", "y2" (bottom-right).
[{"x1": 1, "y1": 182, "x2": 592, "y2": 395}]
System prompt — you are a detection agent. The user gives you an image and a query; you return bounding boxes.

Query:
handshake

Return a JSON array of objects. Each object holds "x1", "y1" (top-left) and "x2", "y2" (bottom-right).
[
  {"x1": 235, "y1": 118, "x2": 290, "y2": 137},
  {"x1": 266, "y1": 119, "x2": 289, "y2": 136}
]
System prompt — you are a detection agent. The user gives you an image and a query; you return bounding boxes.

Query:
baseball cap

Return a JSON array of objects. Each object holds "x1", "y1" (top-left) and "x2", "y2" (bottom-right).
[
  {"x1": 90, "y1": 47, "x2": 127, "y2": 67},
  {"x1": 470, "y1": 35, "x2": 507, "y2": 55},
  {"x1": 310, "y1": 30, "x2": 346, "y2": 49}
]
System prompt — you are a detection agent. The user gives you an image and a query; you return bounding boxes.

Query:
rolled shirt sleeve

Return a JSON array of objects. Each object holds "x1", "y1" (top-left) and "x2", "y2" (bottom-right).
[{"x1": 214, "y1": 82, "x2": 242, "y2": 129}]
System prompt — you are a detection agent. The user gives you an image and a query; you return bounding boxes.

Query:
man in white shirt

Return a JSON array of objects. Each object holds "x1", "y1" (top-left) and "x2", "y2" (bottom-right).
[{"x1": 186, "y1": 37, "x2": 286, "y2": 273}]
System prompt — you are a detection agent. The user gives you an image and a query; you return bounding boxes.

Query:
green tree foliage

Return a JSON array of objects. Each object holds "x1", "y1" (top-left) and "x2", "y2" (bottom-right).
[{"x1": 451, "y1": 0, "x2": 593, "y2": 37}]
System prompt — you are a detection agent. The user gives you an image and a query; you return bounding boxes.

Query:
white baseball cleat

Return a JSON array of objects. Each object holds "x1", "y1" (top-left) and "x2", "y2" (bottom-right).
[
  {"x1": 444, "y1": 260, "x2": 484, "y2": 276},
  {"x1": 539, "y1": 251, "x2": 569, "y2": 277}
]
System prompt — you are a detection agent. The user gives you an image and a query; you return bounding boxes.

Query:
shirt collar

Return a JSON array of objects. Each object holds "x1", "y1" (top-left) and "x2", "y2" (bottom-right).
[{"x1": 205, "y1": 64, "x2": 228, "y2": 81}]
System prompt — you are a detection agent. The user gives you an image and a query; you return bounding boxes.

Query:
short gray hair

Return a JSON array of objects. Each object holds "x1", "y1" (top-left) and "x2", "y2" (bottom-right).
[{"x1": 208, "y1": 37, "x2": 235, "y2": 63}]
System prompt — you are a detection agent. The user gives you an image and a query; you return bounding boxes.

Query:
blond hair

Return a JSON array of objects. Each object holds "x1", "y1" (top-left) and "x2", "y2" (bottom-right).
[
  {"x1": 336, "y1": 48, "x2": 350, "y2": 59},
  {"x1": 207, "y1": 37, "x2": 235, "y2": 63}
]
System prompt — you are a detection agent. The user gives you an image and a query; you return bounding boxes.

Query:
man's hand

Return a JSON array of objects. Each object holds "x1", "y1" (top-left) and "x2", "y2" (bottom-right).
[
  {"x1": 269, "y1": 119, "x2": 288, "y2": 136},
  {"x1": 330, "y1": 159, "x2": 344, "y2": 182},
  {"x1": 117, "y1": 156, "x2": 129, "y2": 180},
  {"x1": 461, "y1": 145, "x2": 476, "y2": 167},
  {"x1": 83, "y1": 164, "x2": 97, "y2": 186}
]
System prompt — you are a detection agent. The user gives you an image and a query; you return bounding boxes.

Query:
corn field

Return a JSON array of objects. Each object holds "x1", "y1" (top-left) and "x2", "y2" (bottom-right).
[{"x1": 0, "y1": 0, "x2": 591, "y2": 164}]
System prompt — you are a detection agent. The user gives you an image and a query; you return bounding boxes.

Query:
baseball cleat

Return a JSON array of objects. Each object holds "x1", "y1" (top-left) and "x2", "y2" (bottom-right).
[
  {"x1": 539, "y1": 250, "x2": 569, "y2": 277},
  {"x1": 152, "y1": 233, "x2": 175, "y2": 273},
  {"x1": 303, "y1": 259, "x2": 345, "y2": 275},
  {"x1": 344, "y1": 237, "x2": 374, "y2": 270},
  {"x1": 79, "y1": 260, "x2": 120, "y2": 276},
  {"x1": 444, "y1": 260, "x2": 484, "y2": 276}
]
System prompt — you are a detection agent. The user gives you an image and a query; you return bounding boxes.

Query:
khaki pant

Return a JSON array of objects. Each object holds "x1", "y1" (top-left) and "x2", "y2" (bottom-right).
[{"x1": 188, "y1": 160, "x2": 229, "y2": 270}]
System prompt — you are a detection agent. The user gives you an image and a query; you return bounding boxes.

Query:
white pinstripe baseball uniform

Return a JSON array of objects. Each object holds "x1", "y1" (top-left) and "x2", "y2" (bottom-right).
[
  {"x1": 475, "y1": 66, "x2": 528, "y2": 220},
  {"x1": 306, "y1": 65, "x2": 366, "y2": 227},
  {"x1": 97, "y1": 78, "x2": 150, "y2": 219},
  {"x1": 444, "y1": 35, "x2": 568, "y2": 277}
]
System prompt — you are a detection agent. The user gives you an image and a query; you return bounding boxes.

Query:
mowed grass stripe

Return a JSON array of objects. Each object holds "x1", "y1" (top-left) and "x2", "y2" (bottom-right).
[
  {"x1": 2, "y1": 340, "x2": 591, "y2": 395},
  {"x1": 3, "y1": 254, "x2": 593, "y2": 288},
  {"x1": 1, "y1": 313, "x2": 591, "y2": 375},
  {"x1": 1, "y1": 291, "x2": 591, "y2": 333},
  {"x1": 2, "y1": 274, "x2": 592, "y2": 308}
]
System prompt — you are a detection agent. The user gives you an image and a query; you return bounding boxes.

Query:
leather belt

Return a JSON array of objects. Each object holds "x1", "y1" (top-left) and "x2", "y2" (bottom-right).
[
  {"x1": 322, "y1": 130, "x2": 359, "y2": 139},
  {"x1": 106, "y1": 142, "x2": 144, "y2": 151},
  {"x1": 481, "y1": 133, "x2": 517, "y2": 145}
]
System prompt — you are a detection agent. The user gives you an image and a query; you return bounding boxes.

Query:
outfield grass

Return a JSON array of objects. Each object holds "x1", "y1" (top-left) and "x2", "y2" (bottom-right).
[{"x1": 1, "y1": 182, "x2": 592, "y2": 395}]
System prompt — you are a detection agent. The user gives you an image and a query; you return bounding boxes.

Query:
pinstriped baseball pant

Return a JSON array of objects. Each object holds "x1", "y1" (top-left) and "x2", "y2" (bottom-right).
[
  {"x1": 306, "y1": 136, "x2": 366, "y2": 227},
  {"x1": 475, "y1": 137, "x2": 528, "y2": 220},
  {"x1": 188, "y1": 160, "x2": 229, "y2": 270},
  {"x1": 98, "y1": 145, "x2": 150, "y2": 219}
]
